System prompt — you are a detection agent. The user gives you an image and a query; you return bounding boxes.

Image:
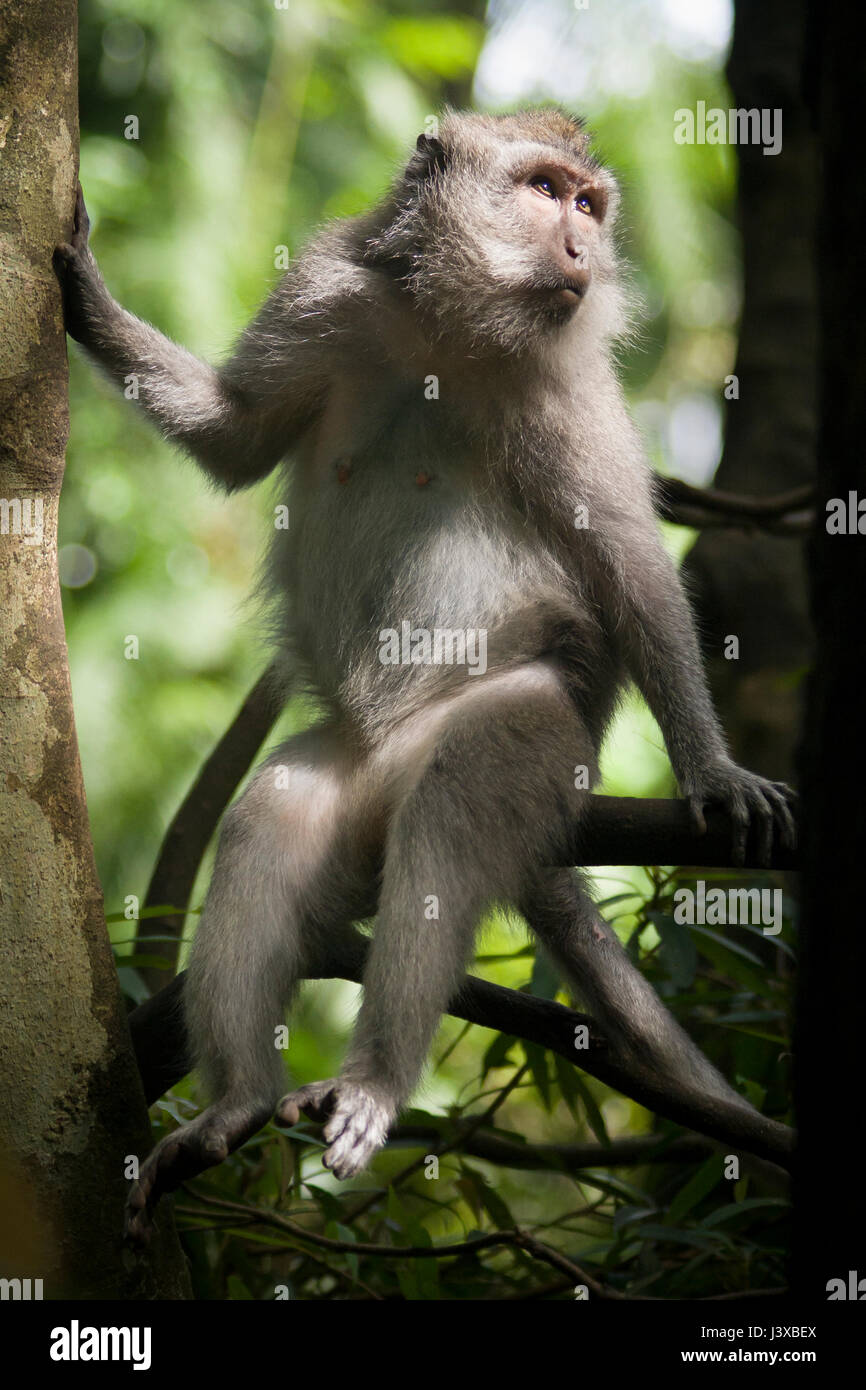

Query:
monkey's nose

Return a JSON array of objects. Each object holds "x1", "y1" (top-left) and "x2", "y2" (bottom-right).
[{"x1": 560, "y1": 245, "x2": 591, "y2": 296}]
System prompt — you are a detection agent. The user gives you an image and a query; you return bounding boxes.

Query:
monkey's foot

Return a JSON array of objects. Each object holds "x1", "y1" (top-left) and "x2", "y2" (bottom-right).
[
  {"x1": 124, "y1": 1100, "x2": 271, "y2": 1246},
  {"x1": 277, "y1": 1080, "x2": 394, "y2": 1179}
]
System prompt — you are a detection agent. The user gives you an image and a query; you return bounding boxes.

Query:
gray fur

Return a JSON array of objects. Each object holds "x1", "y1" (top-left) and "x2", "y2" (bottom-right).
[{"x1": 54, "y1": 110, "x2": 794, "y2": 1227}]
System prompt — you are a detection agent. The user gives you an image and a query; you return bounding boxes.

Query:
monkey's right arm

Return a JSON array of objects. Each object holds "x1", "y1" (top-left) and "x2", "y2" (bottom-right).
[
  {"x1": 602, "y1": 500, "x2": 796, "y2": 863},
  {"x1": 54, "y1": 186, "x2": 327, "y2": 491}
]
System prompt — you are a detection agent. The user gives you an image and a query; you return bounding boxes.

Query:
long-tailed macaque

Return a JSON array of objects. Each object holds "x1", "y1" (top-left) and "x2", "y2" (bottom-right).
[{"x1": 55, "y1": 109, "x2": 795, "y2": 1241}]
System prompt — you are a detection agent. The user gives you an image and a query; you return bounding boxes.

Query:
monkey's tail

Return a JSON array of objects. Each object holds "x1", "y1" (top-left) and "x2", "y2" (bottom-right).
[{"x1": 524, "y1": 867, "x2": 748, "y2": 1108}]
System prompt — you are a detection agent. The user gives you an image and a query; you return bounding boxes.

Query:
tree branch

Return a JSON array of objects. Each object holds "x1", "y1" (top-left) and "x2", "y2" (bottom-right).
[
  {"x1": 389, "y1": 1127, "x2": 714, "y2": 1170},
  {"x1": 129, "y1": 940, "x2": 794, "y2": 1168},
  {"x1": 174, "y1": 1191, "x2": 785, "y2": 1300},
  {"x1": 565, "y1": 794, "x2": 799, "y2": 869},
  {"x1": 179, "y1": 1190, "x2": 613, "y2": 1295}
]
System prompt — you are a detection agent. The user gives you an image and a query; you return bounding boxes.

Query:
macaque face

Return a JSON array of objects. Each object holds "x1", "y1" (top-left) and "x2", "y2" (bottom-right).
[
  {"x1": 512, "y1": 159, "x2": 611, "y2": 311},
  {"x1": 378, "y1": 119, "x2": 624, "y2": 355}
]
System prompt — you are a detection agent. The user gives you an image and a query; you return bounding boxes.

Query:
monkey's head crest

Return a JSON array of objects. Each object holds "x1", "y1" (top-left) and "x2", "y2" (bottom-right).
[{"x1": 362, "y1": 108, "x2": 629, "y2": 357}]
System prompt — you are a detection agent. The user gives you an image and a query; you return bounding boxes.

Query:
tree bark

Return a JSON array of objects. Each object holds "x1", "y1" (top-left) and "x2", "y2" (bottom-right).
[
  {"x1": 0, "y1": 0, "x2": 189, "y2": 1298},
  {"x1": 684, "y1": 0, "x2": 816, "y2": 781},
  {"x1": 793, "y1": 0, "x2": 866, "y2": 1299}
]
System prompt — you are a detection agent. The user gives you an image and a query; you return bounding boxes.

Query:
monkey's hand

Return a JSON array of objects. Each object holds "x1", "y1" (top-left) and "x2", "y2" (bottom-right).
[
  {"x1": 276, "y1": 1080, "x2": 395, "y2": 1180},
  {"x1": 682, "y1": 758, "x2": 798, "y2": 866},
  {"x1": 53, "y1": 182, "x2": 111, "y2": 345}
]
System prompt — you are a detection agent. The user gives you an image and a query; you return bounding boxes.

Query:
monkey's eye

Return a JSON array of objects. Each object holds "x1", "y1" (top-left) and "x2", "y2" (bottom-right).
[
  {"x1": 576, "y1": 195, "x2": 593, "y2": 215},
  {"x1": 530, "y1": 176, "x2": 557, "y2": 200}
]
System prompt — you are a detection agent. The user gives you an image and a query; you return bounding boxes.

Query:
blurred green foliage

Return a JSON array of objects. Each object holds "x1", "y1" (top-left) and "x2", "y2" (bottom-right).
[{"x1": 64, "y1": 0, "x2": 793, "y2": 1298}]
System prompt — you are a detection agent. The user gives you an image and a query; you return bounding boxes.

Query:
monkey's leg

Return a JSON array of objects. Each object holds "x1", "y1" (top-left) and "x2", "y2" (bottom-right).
[
  {"x1": 524, "y1": 867, "x2": 743, "y2": 1102},
  {"x1": 280, "y1": 660, "x2": 593, "y2": 1179},
  {"x1": 125, "y1": 724, "x2": 377, "y2": 1241}
]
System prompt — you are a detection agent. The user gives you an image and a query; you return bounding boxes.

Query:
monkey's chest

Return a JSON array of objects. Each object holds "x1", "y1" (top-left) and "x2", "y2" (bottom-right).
[{"x1": 280, "y1": 447, "x2": 600, "y2": 705}]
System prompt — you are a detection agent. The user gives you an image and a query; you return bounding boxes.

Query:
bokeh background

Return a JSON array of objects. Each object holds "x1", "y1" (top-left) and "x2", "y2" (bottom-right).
[{"x1": 63, "y1": 0, "x2": 795, "y2": 1298}]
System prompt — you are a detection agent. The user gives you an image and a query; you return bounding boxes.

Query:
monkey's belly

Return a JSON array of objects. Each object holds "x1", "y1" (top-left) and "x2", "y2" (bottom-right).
[{"x1": 272, "y1": 467, "x2": 619, "y2": 732}]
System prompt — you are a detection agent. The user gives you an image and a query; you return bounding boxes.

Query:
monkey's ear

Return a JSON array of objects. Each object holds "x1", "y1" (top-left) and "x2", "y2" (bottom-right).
[{"x1": 407, "y1": 133, "x2": 448, "y2": 184}]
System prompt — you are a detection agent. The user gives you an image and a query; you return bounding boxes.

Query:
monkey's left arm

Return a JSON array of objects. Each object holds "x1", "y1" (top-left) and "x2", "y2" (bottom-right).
[
  {"x1": 54, "y1": 186, "x2": 329, "y2": 491},
  {"x1": 602, "y1": 498, "x2": 796, "y2": 864}
]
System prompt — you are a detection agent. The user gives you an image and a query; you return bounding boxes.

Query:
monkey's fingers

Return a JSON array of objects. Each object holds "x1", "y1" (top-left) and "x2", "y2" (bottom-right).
[
  {"x1": 765, "y1": 782, "x2": 799, "y2": 853},
  {"x1": 748, "y1": 790, "x2": 776, "y2": 867},
  {"x1": 73, "y1": 181, "x2": 90, "y2": 242},
  {"x1": 728, "y1": 795, "x2": 750, "y2": 866},
  {"x1": 687, "y1": 794, "x2": 707, "y2": 837},
  {"x1": 52, "y1": 243, "x2": 83, "y2": 294},
  {"x1": 53, "y1": 186, "x2": 91, "y2": 291}
]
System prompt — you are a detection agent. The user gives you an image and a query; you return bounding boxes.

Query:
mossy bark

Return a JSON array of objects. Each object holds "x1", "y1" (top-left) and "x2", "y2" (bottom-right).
[{"x1": 0, "y1": 0, "x2": 190, "y2": 1298}]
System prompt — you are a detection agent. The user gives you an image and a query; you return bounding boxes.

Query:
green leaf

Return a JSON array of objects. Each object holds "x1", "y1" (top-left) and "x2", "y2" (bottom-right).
[
  {"x1": 114, "y1": 952, "x2": 173, "y2": 969},
  {"x1": 612, "y1": 1204, "x2": 656, "y2": 1232},
  {"x1": 483, "y1": 1033, "x2": 518, "y2": 1075},
  {"x1": 387, "y1": 1190, "x2": 438, "y2": 1299},
  {"x1": 634, "y1": 1224, "x2": 729, "y2": 1251},
  {"x1": 690, "y1": 927, "x2": 768, "y2": 993},
  {"x1": 577, "y1": 1170, "x2": 650, "y2": 1203},
  {"x1": 558, "y1": 1060, "x2": 610, "y2": 1146},
  {"x1": 530, "y1": 945, "x2": 562, "y2": 1000},
  {"x1": 521, "y1": 1041, "x2": 552, "y2": 1111},
  {"x1": 460, "y1": 1163, "x2": 515, "y2": 1230},
  {"x1": 335, "y1": 1222, "x2": 359, "y2": 1281},
  {"x1": 306, "y1": 1186, "x2": 344, "y2": 1223},
  {"x1": 701, "y1": 1197, "x2": 788, "y2": 1228},
  {"x1": 225, "y1": 1275, "x2": 253, "y2": 1300},
  {"x1": 116, "y1": 967, "x2": 148, "y2": 1005},
  {"x1": 649, "y1": 910, "x2": 698, "y2": 988},
  {"x1": 105, "y1": 903, "x2": 189, "y2": 923},
  {"x1": 736, "y1": 1076, "x2": 767, "y2": 1111},
  {"x1": 665, "y1": 1155, "x2": 725, "y2": 1224}
]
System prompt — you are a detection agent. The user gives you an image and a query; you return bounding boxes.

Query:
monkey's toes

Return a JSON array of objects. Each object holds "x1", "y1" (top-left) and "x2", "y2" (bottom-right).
[
  {"x1": 321, "y1": 1085, "x2": 393, "y2": 1180},
  {"x1": 124, "y1": 1133, "x2": 201, "y2": 1247},
  {"x1": 278, "y1": 1081, "x2": 393, "y2": 1177},
  {"x1": 276, "y1": 1079, "x2": 340, "y2": 1126},
  {"x1": 124, "y1": 1104, "x2": 269, "y2": 1246}
]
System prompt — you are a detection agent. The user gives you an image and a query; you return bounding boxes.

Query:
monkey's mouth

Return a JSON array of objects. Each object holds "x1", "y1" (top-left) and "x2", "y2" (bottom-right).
[{"x1": 550, "y1": 282, "x2": 585, "y2": 308}]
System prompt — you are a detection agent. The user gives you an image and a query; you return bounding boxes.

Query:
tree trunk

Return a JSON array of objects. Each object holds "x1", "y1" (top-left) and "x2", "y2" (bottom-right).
[
  {"x1": 684, "y1": 0, "x2": 816, "y2": 781},
  {"x1": 793, "y1": 0, "x2": 866, "y2": 1297},
  {"x1": 0, "y1": 0, "x2": 189, "y2": 1298}
]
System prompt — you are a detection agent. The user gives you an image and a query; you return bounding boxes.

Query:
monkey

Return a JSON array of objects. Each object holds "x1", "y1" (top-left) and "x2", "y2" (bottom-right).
[{"x1": 54, "y1": 109, "x2": 796, "y2": 1241}]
